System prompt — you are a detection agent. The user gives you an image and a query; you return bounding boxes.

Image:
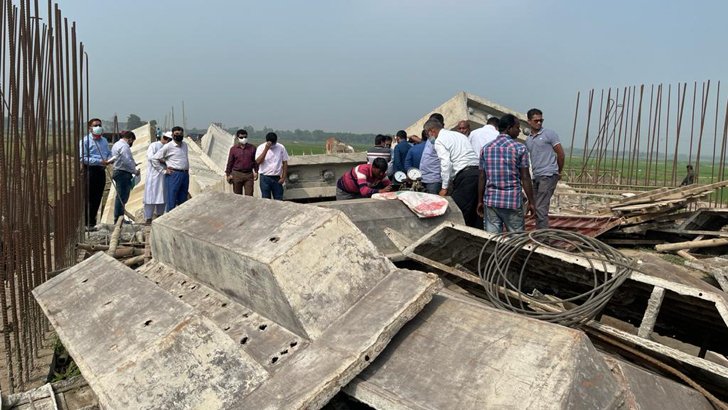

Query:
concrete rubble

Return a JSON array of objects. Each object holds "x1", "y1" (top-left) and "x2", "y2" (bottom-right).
[
  {"x1": 346, "y1": 289, "x2": 713, "y2": 410},
  {"x1": 33, "y1": 192, "x2": 440, "y2": 409}
]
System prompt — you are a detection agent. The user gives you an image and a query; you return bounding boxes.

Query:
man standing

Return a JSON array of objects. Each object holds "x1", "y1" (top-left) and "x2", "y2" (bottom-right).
[
  {"x1": 404, "y1": 133, "x2": 427, "y2": 171},
  {"x1": 470, "y1": 117, "x2": 500, "y2": 158},
  {"x1": 152, "y1": 126, "x2": 190, "y2": 212},
  {"x1": 424, "y1": 118, "x2": 480, "y2": 227},
  {"x1": 336, "y1": 158, "x2": 392, "y2": 200},
  {"x1": 144, "y1": 131, "x2": 171, "y2": 224},
  {"x1": 255, "y1": 132, "x2": 289, "y2": 200},
  {"x1": 680, "y1": 164, "x2": 695, "y2": 186},
  {"x1": 477, "y1": 114, "x2": 536, "y2": 233},
  {"x1": 80, "y1": 118, "x2": 111, "y2": 229},
  {"x1": 456, "y1": 120, "x2": 471, "y2": 137},
  {"x1": 110, "y1": 131, "x2": 139, "y2": 223},
  {"x1": 225, "y1": 129, "x2": 258, "y2": 196},
  {"x1": 367, "y1": 134, "x2": 391, "y2": 164},
  {"x1": 392, "y1": 130, "x2": 411, "y2": 175},
  {"x1": 525, "y1": 108, "x2": 565, "y2": 229}
]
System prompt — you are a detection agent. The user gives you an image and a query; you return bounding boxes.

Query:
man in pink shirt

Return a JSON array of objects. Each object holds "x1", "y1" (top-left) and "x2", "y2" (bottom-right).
[{"x1": 336, "y1": 158, "x2": 392, "y2": 200}]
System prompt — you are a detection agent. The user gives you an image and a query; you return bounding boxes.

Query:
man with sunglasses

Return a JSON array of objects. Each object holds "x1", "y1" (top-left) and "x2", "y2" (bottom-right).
[{"x1": 525, "y1": 108, "x2": 565, "y2": 229}]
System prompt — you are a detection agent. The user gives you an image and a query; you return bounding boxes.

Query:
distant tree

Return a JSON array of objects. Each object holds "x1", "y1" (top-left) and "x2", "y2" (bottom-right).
[
  {"x1": 149, "y1": 119, "x2": 157, "y2": 129},
  {"x1": 127, "y1": 114, "x2": 143, "y2": 130}
]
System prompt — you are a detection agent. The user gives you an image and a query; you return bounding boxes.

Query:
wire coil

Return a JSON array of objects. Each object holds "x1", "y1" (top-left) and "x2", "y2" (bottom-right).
[{"x1": 477, "y1": 229, "x2": 634, "y2": 327}]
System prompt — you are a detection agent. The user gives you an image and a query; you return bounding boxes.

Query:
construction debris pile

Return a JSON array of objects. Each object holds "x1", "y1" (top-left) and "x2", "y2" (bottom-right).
[{"x1": 16, "y1": 191, "x2": 728, "y2": 409}]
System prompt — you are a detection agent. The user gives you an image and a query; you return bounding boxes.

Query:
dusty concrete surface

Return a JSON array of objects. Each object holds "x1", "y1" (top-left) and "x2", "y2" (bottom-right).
[
  {"x1": 36, "y1": 193, "x2": 441, "y2": 408},
  {"x1": 33, "y1": 254, "x2": 267, "y2": 409},
  {"x1": 603, "y1": 355, "x2": 713, "y2": 410},
  {"x1": 346, "y1": 290, "x2": 627, "y2": 409},
  {"x1": 318, "y1": 197, "x2": 464, "y2": 260},
  {"x1": 151, "y1": 192, "x2": 396, "y2": 339},
  {"x1": 404, "y1": 92, "x2": 529, "y2": 138}
]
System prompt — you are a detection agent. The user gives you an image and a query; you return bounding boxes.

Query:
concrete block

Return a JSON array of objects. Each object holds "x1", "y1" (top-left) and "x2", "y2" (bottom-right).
[
  {"x1": 345, "y1": 290, "x2": 625, "y2": 409},
  {"x1": 318, "y1": 197, "x2": 464, "y2": 260},
  {"x1": 33, "y1": 253, "x2": 268, "y2": 409},
  {"x1": 151, "y1": 191, "x2": 394, "y2": 340}
]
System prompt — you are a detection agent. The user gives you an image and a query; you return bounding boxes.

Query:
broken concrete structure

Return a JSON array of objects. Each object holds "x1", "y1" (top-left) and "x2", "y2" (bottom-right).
[
  {"x1": 405, "y1": 91, "x2": 530, "y2": 137},
  {"x1": 35, "y1": 192, "x2": 440, "y2": 408},
  {"x1": 398, "y1": 222, "x2": 728, "y2": 401},
  {"x1": 346, "y1": 289, "x2": 713, "y2": 409},
  {"x1": 280, "y1": 152, "x2": 366, "y2": 201},
  {"x1": 200, "y1": 123, "x2": 235, "y2": 170},
  {"x1": 318, "y1": 197, "x2": 464, "y2": 260}
]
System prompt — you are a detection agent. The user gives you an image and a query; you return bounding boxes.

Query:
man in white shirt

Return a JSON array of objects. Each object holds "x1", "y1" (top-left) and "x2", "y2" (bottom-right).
[
  {"x1": 255, "y1": 132, "x2": 289, "y2": 200},
  {"x1": 110, "y1": 131, "x2": 140, "y2": 223},
  {"x1": 152, "y1": 126, "x2": 190, "y2": 211},
  {"x1": 469, "y1": 117, "x2": 500, "y2": 159},
  {"x1": 144, "y1": 131, "x2": 171, "y2": 223},
  {"x1": 424, "y1": 118, "x2": 481, "y2": 228}
]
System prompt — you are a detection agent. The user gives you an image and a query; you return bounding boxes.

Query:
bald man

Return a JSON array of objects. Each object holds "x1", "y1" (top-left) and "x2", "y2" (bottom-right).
[{"x1": 457, "y1": 120, "x2": 471, "y2": 137}]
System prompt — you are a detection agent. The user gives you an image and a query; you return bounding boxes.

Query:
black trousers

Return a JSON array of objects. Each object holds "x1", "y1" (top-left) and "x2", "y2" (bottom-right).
[
  {"x1": 451, "y1": 166, "x2": 480, "y2": 228},
  {"x1": 85, "y1": 166, "x2": 106, "y2": 226}
]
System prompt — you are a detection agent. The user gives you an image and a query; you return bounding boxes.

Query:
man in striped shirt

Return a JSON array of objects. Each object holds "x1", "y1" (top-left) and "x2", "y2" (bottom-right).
[
  {"x1": 477, "y1": 114, "x2": 536, "y2": 233},
  {"x1": 336, "y1": 158, "x2": 392, "y2": 200}
]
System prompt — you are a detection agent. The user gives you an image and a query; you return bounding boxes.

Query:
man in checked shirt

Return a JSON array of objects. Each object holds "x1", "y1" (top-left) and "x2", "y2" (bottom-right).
[{"x1": 476, "y1": 114, "x2": 536, "y2": 233}]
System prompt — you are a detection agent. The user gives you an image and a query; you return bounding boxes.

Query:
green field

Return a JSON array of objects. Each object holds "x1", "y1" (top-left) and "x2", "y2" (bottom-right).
[{"x1": 247, "y1": 139, "x2": 369, "y2": 156}]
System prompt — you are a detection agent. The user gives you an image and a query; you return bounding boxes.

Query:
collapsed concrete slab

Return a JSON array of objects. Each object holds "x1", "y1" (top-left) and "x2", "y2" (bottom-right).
[
  {"x1": 398, "y1": 222, "x2": 728, "y2": 401},
  {"x1": 318, "y1": 197, "x2": 464, "y2": 261},
  {"x1": 404, "y1": 91, "x2": 530, "y2": 138},
  {"x1": 345, "y1": 290, "x2": 713, "y2": 409},
  {"x1": 200, "y1": 123, "x2": 235, "y2": 170},
  {"x1": 36, "y1": 192, "x2": 440, "y2": 408}
]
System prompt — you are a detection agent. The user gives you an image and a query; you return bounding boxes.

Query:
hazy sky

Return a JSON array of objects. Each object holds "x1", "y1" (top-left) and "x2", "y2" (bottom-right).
[{"x1": 59, "y1": 0, "x2": 727, "y2": 141}]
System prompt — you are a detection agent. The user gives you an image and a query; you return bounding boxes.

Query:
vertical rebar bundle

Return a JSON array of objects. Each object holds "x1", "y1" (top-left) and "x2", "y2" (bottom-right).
[
  {"x1": 568, "y1": 80, "x2": 728, "y2": 207},
  {"x1": 0, "y1": 0, "x2": 87, "y2": 392}
]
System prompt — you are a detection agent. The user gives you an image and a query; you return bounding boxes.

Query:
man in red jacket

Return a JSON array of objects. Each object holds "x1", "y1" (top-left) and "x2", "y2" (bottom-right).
[{"x1": 336, "y1": 158, "x2": 392, "y2": 200}]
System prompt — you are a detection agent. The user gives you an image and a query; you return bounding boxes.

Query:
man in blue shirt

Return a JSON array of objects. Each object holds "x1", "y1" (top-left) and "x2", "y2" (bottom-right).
[
  {"x1": 524, "y1": 108, "x2": 565, "y2": 229},
  {"x1": 79, "y1": 118, "x2": 112, "y2": 229},
  {"x1": 405, "y1": 132, "x2": 427, "y2": 171},
  {"x1": 111, "y1": 131, "x2": 140, "y2": 223},
  {"x1": 392, "y1": 130, "x2": 411, "y2": 175}
]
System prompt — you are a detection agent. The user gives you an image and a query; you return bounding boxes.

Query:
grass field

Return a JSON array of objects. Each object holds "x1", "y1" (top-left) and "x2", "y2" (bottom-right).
[{"x1": 247, "y1": 139, "x2": 369, "y2": 155}]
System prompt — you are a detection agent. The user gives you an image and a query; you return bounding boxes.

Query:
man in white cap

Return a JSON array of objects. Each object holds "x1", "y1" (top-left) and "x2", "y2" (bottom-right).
[{"x1": 144, "y1": 131, "x2": 171, "y2": 224}]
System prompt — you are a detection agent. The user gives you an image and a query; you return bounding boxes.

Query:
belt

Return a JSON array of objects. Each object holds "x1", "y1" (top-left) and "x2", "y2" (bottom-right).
[
  {"x1": 262, "y1": 174, "x2": 280, "y2": 178},
  {"x1": 455, "y1": 165, "x2": 478, "y2": 177},
  {"x1": 233, "y1": 169, "x2": 254, "y2": 173},
  {"x1": 168, "y1": 168, "x2": 189, "y2": 173}
]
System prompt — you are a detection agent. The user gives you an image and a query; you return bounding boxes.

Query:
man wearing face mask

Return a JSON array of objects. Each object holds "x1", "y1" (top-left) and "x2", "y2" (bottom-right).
[
  {"x1": 255, "y1": 132, "x2": 289, "y2": 200},
  {"x1": 152, "y1": 126, "x2": 190, "y2": 211},
  {"x1": 79, "y1": 118, "x2": 112, "y2": 230},
  {"x1": 225, "y1": 129, "x2": 258, "y2": 196},
  {"x1": 110, "y1": 131, "x2": 140, "y2": 223}
]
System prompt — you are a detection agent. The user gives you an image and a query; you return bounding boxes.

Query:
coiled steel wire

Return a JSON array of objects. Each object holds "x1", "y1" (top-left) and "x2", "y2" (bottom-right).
[{"x1": 477, "y1": 229, "x2": 634, "y2": 327}]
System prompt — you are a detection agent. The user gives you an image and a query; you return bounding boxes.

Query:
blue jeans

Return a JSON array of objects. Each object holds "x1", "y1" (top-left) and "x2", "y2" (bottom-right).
[
  {"x1": 260, "y1": 174, "x2": 284, "y2": 200},
  {"x1": 484, "y1": 206, "x2": 525, "y2": 233},
  {"x1": 423, "y1": 181, "x2": 442, "y2": 194},
  {"x1": 113, "y1": 170, "x2": 133, "y2": 222},
  {"x1": 165, "y1": 170, "x2": 189, "y2": 212}
]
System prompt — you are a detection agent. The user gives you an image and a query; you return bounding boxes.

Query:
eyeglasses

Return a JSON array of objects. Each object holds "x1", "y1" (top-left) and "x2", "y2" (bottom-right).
[{"x1": 532, "y1": 119, "x2": 544, "y2": 123}]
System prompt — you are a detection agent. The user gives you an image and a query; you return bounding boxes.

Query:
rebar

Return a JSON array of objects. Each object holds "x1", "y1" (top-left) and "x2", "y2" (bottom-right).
[
  {"x1": 567, "y1": 80, "x2": 728, "y2": 207},
  {"x1": 0, "y1": 0, "x2": 87, "y2": 391}
]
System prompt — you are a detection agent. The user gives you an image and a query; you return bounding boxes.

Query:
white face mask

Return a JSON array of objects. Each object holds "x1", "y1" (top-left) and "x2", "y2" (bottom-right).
[
  {"x1": 91, "y1": 125, "x2": 103, "y2": 135},
  {"x1": 239, "y1": 138, "x2": 248, "y2": 144}
]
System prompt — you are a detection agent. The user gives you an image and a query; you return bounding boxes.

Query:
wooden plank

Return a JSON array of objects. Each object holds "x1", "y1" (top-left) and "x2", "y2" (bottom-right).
[
  {"x1": 654, "y1": 229, "x2": 728, "y2": 238},
  {"x1": 655, "y1": 238, "x2": 728, "y2": 253}
]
